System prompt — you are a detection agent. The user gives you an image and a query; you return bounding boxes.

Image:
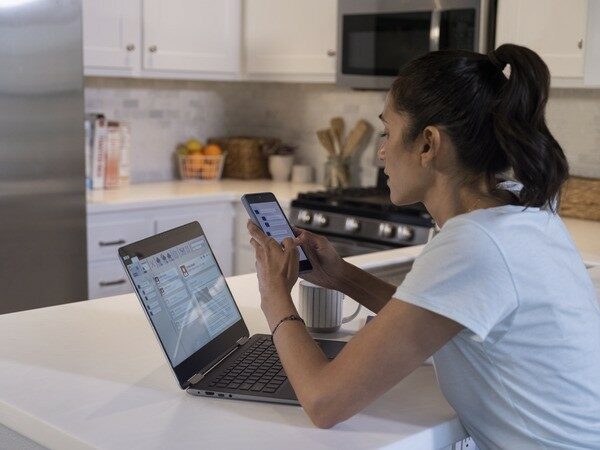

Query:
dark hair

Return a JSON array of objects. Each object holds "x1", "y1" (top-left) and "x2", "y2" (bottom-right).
[{"x1": 390, "y1": 44, "x2": 569, "y2": 210}]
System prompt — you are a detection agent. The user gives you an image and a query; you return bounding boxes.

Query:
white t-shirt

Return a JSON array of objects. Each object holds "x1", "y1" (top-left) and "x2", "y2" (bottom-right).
[{"x1": 394, "y1": 204, "x2": 600, "y2": 449}]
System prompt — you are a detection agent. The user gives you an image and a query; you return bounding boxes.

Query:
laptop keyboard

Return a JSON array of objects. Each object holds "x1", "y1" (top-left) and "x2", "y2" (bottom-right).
[{"x1": 209, "y1": 336, "x2": 287, "y2": 394}]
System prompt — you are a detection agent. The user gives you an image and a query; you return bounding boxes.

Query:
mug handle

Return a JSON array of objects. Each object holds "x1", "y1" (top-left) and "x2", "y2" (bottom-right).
[{"x1": 341, "y1": 303, "x2": 361, "y2": 324}]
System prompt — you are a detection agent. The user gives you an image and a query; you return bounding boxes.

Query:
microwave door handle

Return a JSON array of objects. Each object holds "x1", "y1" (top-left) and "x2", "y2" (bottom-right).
[{"x1": 430, "y1": 10, "x2": 441, "y2": 51}]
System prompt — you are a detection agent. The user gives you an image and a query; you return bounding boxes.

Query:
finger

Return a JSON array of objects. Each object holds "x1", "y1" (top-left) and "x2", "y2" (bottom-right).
[
  {"x1": 249, "y1": 238, "x2": 265, "y2": 259},
  {"x1": 247, "y1": 221, "x2": 271, "y2": 246},
  {"x1": 292, "y1": 226, "x2": 305, "y2": 236},
  {"x1": 292, "y1": 227, "x2": 308, "y2": 244}
]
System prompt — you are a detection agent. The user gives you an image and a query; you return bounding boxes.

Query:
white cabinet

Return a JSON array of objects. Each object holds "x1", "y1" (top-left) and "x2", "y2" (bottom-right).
[
  {"x1": 82, "y1": 0, "x2": 337, "y2": 83},
  {"x1": 243, "y1": 0, "x2": 337, "y2": 82},
  {"x1": 87, "y1": 201, "x2": 235, "y2": 300},
  {"x1": 495, "y1": 0, "x2": 596, "y2": 87},
  {"x1": 82, "y1": 0, "x2": 141, "y2": 75},
  {"x1": 83, "y1": 0, "x2": 241, "y2": 80},
  {"x1": 143, "y1": 0, "x2": 240, "y2": 75}
]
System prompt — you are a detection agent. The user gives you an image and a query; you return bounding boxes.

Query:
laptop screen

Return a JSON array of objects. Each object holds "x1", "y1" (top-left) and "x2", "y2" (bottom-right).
[{"x1": 123, "y1": 234, "x2": 242, "y2": 367}]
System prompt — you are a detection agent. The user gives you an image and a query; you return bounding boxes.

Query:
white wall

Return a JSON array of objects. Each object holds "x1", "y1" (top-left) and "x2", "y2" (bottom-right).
[{"x1": 84, "y1": 77, "x2": 600, "y2": 185}]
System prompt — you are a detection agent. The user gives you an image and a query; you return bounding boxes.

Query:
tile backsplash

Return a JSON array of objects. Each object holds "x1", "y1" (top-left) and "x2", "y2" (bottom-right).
[{"x1": 85, "y1": 77, "x2": 600, "y2": 185}]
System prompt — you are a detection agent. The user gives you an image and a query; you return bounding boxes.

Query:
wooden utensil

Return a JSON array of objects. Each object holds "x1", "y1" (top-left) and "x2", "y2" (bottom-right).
[
  {"x1": 329, "y1": 128, "x2": 341, "y2": 155},
  {"x1": 316, "y1": 128, "x2": 336, "y2": 156},
  {"x1": 342, "y1": 120, "x2": 372, "y2": 159},
  {"x1": 330, "y1": 117, "x2": 345, "y2": 152}
]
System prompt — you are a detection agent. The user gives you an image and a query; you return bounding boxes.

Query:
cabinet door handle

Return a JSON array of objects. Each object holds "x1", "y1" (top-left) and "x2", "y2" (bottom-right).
[
  {"x1": 327, "y1": 49, "x2": 336, "y2": 57},
  {"x1": 126, "y1": 44, "x2": 135, "y2": 52},
  {"x1": 578, "y1": 39, "x2": 583, "y2": 49},
  {"x1": 98, "y1": 239, "x2": 126, "y2": 247},
  {"x1": 99, "y1": 279, "x2": 127, "y2": 287},
  {"x1": 148, "y1": 45, "x2": 157, "y2": 53}
]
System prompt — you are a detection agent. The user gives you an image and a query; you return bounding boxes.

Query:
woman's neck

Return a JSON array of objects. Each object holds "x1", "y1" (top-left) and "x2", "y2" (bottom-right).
[{"x1": 423, "y1": 176, "x2": 510, "y2": 228}]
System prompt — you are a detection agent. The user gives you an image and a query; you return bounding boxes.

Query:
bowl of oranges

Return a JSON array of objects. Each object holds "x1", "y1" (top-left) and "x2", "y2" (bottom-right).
[{"x1": 176, "y1": 139, "x2": 226, "y2": 181}]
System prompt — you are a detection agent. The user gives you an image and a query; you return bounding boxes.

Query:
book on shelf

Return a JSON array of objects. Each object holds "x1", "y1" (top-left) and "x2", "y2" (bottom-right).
[{"x1": 85, "y1": 115, "x2": 130, "y2": 190}]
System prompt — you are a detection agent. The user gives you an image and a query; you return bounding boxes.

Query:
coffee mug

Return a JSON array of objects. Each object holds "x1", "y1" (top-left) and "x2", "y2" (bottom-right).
[{"x1": 298, "y1": 280, "x2": 361, "y2": 333}]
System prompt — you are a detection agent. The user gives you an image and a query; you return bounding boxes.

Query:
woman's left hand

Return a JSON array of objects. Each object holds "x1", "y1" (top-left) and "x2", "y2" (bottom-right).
[{"x1": 247, "y1": 220, "x2": 299, "y2": 311}]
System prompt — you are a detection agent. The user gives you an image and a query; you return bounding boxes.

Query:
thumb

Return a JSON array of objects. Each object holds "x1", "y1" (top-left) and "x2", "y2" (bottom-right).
[{"x1": 282, "y1": 237, "x2": 297, "y2": 252}]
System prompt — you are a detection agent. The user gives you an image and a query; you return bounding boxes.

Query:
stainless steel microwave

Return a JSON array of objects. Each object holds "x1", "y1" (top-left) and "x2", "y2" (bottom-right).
[{"x1": 337, "y1": 0, "x2": 496, "y2": 90}]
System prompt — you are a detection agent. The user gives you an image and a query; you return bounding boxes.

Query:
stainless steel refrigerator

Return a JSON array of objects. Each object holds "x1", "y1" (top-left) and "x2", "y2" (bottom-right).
[{"x1": 0, "y1": 0, "x2": 87, "y2": 314}]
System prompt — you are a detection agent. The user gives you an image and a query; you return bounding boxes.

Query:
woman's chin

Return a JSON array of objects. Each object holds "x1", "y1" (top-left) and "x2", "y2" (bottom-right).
[{"x1": 389, "y1": 191, "x2": 418, "y2": 206}]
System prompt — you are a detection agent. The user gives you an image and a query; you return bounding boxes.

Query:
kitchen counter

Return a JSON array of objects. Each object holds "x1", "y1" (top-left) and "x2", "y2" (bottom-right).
[
  {"x1": 0, "y1": 248, "x2": 467, "y2": 450},
  {"x1": 86, "y1": 180, "x2": 322, "y2": 214},
  {"x1": 86, "y1": 181, "x2": 600, "y2": 265}
]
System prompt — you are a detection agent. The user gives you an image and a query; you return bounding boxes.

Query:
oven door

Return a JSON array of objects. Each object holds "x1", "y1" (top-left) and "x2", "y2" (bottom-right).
[
  {"x1": 337, "y1": 0, "x2": 490, "y2": 90},
  {"x1": 324, "y1": 234, "x2": 399, "y2": 258}
]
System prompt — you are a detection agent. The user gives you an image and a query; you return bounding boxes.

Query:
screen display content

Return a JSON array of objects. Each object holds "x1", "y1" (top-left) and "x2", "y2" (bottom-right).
[
  {"x1": 124, "y1": 236, "x2": 241, "y2": 367},
  {"x1": 250, "y1": 201, "x2": 308, "y2": 262}
]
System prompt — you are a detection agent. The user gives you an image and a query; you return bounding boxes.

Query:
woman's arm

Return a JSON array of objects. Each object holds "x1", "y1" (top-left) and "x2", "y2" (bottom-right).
[
  {"x1": 265, "y1": 289, "x2": 463, "y2": 428},
  {"x1": 338, "y1": 261, "x2": 397, "y2": 313}
]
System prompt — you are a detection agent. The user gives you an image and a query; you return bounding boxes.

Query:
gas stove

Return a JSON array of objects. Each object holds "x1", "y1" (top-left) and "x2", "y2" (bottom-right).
[{"x1": 290, "y1": 186, "x2": 435, "y2": 255}]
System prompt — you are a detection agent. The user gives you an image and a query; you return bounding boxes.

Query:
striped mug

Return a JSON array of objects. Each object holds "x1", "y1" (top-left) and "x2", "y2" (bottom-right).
[{"x1": 298, "y1": 280, "x2": 361, "y2": 333}]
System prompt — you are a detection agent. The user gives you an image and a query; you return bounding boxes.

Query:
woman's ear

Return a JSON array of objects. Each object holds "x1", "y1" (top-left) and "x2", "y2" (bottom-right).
[{"x1": 419, "y1": 126, "x2": 441, "y2": 168}]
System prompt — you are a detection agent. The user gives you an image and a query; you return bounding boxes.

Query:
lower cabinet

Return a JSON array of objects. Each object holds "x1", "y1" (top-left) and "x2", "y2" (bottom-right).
[{"x1": 87, "y1": 201, "x2": 235, "y2": 300}]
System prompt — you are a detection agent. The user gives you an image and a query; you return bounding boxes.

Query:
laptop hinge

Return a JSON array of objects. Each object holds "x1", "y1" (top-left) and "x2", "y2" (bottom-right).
[
  {"x1": 187, "y1": 371, "x2": 204, "y2": 385},
  {"x1": 186, "y1": 336, "x2": 250, "y2": 387}
]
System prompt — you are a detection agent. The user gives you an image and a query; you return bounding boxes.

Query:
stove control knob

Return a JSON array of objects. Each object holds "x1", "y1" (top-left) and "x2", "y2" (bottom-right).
[
  {"x1": 396, "y1": 225, "x2": 414, "y2": 242},
  {"x1": 297, "y1": 210, "x2": 312, "y2": 225},
  {"x1": 313, "y1": 212, "x2": 329, "y2": 227},
  {"x1": 378, "y1": 223, "x2": 396, "y2": 238},
  {"x1": 345, "y1": 218, "x2": 361, "y2": 233}
]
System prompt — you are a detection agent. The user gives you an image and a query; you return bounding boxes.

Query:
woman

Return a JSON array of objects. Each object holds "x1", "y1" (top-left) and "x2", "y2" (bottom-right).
[{"x1": 247, "y1": 44, "x2": 600, "y2": 448}]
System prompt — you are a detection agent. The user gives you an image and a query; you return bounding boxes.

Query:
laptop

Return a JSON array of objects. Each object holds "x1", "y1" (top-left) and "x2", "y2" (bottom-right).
[{"x1": 118, "y1": 221, "x2": 346, "y2": 405}]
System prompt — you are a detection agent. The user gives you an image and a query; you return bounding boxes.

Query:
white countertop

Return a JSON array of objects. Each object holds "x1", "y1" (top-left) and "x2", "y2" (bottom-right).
[
  {"x1": 86, "y1": 180, "x2": 322, "y2": 214},
  {"x1": 0, "y1": 248, "x2": 467, "y2": 450}
]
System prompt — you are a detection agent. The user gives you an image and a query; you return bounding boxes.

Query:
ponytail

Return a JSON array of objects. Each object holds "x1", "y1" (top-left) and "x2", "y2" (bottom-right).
[{"x1": 488, "y1": 44, "x2": 569, "y2": 210}]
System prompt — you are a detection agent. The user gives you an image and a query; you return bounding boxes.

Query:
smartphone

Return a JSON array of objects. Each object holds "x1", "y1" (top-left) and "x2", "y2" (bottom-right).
[{"x1": 241, "y1": 192, "x2": 313, "y2": 272}]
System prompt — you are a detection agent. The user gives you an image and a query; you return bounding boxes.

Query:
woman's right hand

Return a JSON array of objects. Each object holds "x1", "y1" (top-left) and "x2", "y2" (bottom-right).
[{"x1": 293, "y1": 226, "x2": 347, "y2": 291}]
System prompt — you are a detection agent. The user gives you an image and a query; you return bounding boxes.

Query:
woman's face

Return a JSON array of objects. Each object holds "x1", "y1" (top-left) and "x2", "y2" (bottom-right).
[{"x1": 377, "y1": 93, "x2": 431, "y2": 206}]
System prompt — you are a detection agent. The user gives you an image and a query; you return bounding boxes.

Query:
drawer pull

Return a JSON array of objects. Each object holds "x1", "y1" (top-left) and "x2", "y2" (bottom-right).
[
  {"x1": 98, "y1": 239, "x2": 126, "y2": 247},
  {"x1": 99, "y1": 279, "x2": 127, "y2": 287}
]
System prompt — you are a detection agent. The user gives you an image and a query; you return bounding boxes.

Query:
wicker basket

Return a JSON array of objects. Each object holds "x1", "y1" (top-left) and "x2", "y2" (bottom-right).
[
  {"x1": 207, "y1": 137, "x2": 281, "y2": 179},
  {"x1": 559, "y1": 176, "x2": 600, "y2": 221},
  {"x1": 177, "y1": 152, "x2": 227, "y2": 181}
]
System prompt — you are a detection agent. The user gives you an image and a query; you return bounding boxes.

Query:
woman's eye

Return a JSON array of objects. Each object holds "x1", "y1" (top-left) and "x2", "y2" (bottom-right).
[{"x1": 379, "y1": 132, "x2": 389, "y2": 138}]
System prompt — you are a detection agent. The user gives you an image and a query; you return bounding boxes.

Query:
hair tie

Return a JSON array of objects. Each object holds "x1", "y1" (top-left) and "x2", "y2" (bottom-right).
[{"x1": 488, "y1": 51, "x2": 511, "y2": 80}]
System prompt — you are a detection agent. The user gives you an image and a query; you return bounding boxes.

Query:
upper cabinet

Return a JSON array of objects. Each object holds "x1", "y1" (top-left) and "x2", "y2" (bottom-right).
[
  {"x1": 143, "y1": 0, "x2": 240, "y2": 77},
  {"x1": 82, "y1": 0, "x2": 337, "y2": 83},
  {"x1": 495, "y1": 0, "x2": 600, "y2": 87},
  {"x1": 83, "y1": 0, "x2": 241, "y2": 80},
  {"x1": 82, "y1": 0, "x2": 141, "y2": 76},
  {"x1": 243, "y1": 0, "x2": 337, "y2": 82}
]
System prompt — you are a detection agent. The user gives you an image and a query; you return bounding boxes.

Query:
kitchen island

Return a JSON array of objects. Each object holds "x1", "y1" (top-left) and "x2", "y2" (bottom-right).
[{"x1": 0, "y1": 247, "x2": 470, "y2": 450}]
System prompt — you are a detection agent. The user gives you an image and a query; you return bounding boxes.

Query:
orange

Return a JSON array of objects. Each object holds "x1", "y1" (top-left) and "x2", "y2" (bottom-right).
[{"x1": 203, "y1": 144, "x2": 223, "y2": 156}]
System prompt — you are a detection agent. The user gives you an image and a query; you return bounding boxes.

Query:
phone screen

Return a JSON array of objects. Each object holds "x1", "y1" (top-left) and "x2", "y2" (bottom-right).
[{"x1": 248, "y1": 200, "x2": 309, "y2": 263}]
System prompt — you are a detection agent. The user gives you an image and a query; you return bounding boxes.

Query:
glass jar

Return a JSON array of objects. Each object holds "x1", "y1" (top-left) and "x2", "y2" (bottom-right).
[{"x1": 324, "y1": 155, "x2": 350, "y2": 189}]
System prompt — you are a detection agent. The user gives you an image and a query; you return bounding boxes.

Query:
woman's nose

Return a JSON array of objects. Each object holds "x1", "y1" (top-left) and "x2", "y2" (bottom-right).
[{"x1": 377, "y1": 144, "x2": 385, "y2": 160}]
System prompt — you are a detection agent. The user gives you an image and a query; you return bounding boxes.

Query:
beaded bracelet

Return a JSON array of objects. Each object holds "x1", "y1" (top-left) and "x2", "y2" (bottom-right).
[{"x1": 271, "y1": 314, "x2": 305, "y2": 339}]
